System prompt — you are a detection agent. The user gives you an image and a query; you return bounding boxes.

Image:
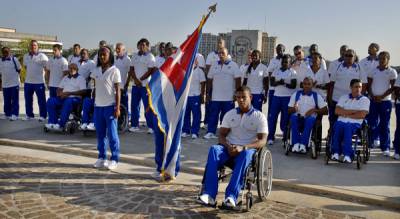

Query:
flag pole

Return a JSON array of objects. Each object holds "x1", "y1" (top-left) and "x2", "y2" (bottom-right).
[{"x1": 198, "y1": 3, "x2": 217, "y2": 31}]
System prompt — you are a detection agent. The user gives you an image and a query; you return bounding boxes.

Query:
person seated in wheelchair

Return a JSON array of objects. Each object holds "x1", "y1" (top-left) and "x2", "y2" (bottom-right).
[
  {"x1": 288, "y1": 77, "x2": 328, "y2": 153},
  {"x1": 331, "y1": 79, "x2": 370, "y2": 163},
  {"x1": 198, "y1": 86, "x2": 267, "y2": 208},
  {"x1": 45, "y1": 63, "x2": 86, "y2": 131}
]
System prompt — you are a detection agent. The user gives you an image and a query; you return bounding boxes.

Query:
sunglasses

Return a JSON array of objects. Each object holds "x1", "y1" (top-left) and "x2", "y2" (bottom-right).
[{"x1": 345, "y1": 54, "x2": 354, "y2": 58}]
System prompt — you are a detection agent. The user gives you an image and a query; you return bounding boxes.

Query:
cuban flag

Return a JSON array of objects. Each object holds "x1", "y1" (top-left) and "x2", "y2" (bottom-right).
[{"x1": 146, "y1": 14, "x2": 211, "y2": 181}]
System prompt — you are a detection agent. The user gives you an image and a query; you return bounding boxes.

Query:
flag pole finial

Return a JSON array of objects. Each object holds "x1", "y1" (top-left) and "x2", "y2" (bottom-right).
[{"x1": 199, "y1": 3, "x2": 217, "y2": 30}]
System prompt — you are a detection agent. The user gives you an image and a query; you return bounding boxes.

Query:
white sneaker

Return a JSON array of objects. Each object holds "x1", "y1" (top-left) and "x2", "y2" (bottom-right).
[
  {"x1": 45, "y1": 123, "x2": 53, "y2": 129},
  {"x1": 181, "y1": 132, "x2": 189, "y2": 138},
  {"x1": 267, "y1": 140, "x2": 274, "y2": 146},
  {"x1": 343, "y1": 156, "x2": 352, "y2": 163},
  {"x1": 292, "y1": 143, "x2": 300, "y2": 152},
  {"x1": 22, "y1": 116, "x2": 33, "y2": 121},
  {"x1": 383, "y1": 150, "x2": 391, "y2": 157},
  {"x1": 204, "y1": 132, "x2": 217, "y2": 139},
  {"x1": 151, "y1": 171, "x2": 161, "y2": 181},
  {"x1": 299, "y1": 144, "x2": 307, "y2": 153},
  {"x1": 394, "y1": 153, "x2": 400, "y2": 160},
  {"x1": 198, "y1": 194, "x2": 216, "y2": 206},
  {"x1": 223, "y1": 197, "x2": 236, "y2": 208},
  {"x1": 38, "y1": 117, "x2": 45, "y2": 122},
  {"x1": 191, "y1": 134, "x2": 198, "y2": 139},
  {"x1": 331, "y1": 153, "x2": 339, "y2": 161},
  {"x1": 93, "y1": 159, "x2": 108, "y2": 168},
  {"x1": 107, "y1": 160, "x2": 118, "y2": 170},
  {"x1": 147, "y1": 128, "x2": 154, "y2": 134},
  {"x1": 87, "y1": 123, "x2": 96, "y2": 131},
  {"x1": 128, "y1": 126, "x2": 140, "y2": 132},
  {"x1": 53, "y1": 124, "x2": 62, "y2": 131},
  {"x1": 374, "y1": 140, "x2": 380, "y2": 147},
  {"x1": 10, "y1": 115, "x2": 18, "y2": 121},
  {"x1": 80, "y1": 123, "x2": 88, "y2": 130}
]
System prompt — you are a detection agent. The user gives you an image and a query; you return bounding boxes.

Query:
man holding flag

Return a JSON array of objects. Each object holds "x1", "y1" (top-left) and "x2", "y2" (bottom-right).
[{"x1": 146, "y1": 4, "x2": 217, "y2": 182}]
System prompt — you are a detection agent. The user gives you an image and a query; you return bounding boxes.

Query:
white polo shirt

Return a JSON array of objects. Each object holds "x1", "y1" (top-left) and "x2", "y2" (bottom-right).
[
  {"x1": 67, "y1": 55, "x2": 81, "y2": 66},
  {"x1": 327, "y1": 58, "x2": 343, "y2": 76},
  {"x1": 23, "y1": 53, "x2": 49, "y2": 84},
  {"x1": 155, "y1": 55, "x2": 165, "y2": 68},
  {"x1": 306, "y1": 56, "x2": 327, "y2": 70},
  {"x1": 337, "y1": 94, "x2": 370, "y2": 125},
  {"x1": 205, "y1": 51, "x2": 231, "y2": 66},
  {"x1": 288, "y1": 91, "x2": 327, "y2": 117},
  {"x1": 208, "y1": 60, "x2": 242, "y2": 101},
  {"x1": 271, "y1": 68, "x2": 297, "y2": 97},
  {"x1": 115, "y1": 55, "x2": 131, "y2": 87},
  {"x1": 304, "y1": 67, "x2": 330, "y2": 99},
  {"x1": 188, "y1": 67, "x2": 206, "y2": 97},
  {"x1": 46, "y1": 56, "x2": 69, "y2": 87},
  {"x1": 359, "y1": 56, "x2": 379, "y2": 78},
  {"x1": 78, "y1": 60, "x2": 96, "y2": 80},
  {"x1": 330, "y1": 63, "x2": 367, "y2": 102},
  {"x1": 292, "y1": 60, "x2": 310, "y2": 89},
  {"x1": 221, "y1": 107, "x2": 268, "y2": 146},
  {"x1": 90, "y1": 65, "x2": 121, "y2": 107},
  {"x1": 0, "y1": 56, "x2": 21, "y2": 88},
  {"x1": 394, "y1": 75, "x2": 400, "y2": 104},
  {"x1": 368, "y1": 66, "x2": 397, "y2": 101},
  {"x1": 196, "y1": 53, "x2": 206, "y2": 69},
  {"x1": 130, "y1": 52, "x2": 156, "y2": 86},
  {"x1": 266, "y1": 57, "x2": 283, "y2": 91},
  {"x1": 58, "y1": 74, "x2": 87, "y2": 97},
  {"x1": 243, "y1": 63, "x2": 268, "y2": 94}
]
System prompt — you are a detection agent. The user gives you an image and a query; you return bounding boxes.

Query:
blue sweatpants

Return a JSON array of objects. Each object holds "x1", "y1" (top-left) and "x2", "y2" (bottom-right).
[
  {"x1": 393, "y1": 103, "x2": 400, "y2": 154},
  {"x1": 252, "y1": 93, "x2": 264, "y2": 112},
  {"x1": 47, "y1": 97, "x2": 80, "y2": 127},
  {"x1": 24, "y1": 83, "x2": 47, "y2": 118},
  {"x1": 182, "y1": 95, "x2": 202, "y2": 135},
  {"x1": 94, "y1": 105, "x2": 120, "y2": 162},
  {"x1": 207, "y1": 101, "x2": 234, "y2": 134},
  {"x1": 49, "y1": 86, "x2": 58, "y2": 98},
  {"x1": 267, "y1": 95, "x2": 290, "y2": 141},
  {"x1": 121, "y1": 89, "x2": 129, "y2": 114},
  {"x1": 3, "y1": 86, "x2": 19, "y2": 117},
  {"x1": 290, "y1": 114, "x2": 316, "y2": 147},
  {"x1": 331, "y1": 121, "x2": 361, "y2": 157},
  {"x1": 328, "y1": 100, "x2": 338, "y2": 129},
  {"x1": 82, "y1": 97, "x2": 95, "y2": 124},
  {"x1": 131, "y1": 86, "x2": 152, "y2": 128},
  {"x1": 203, "y1": 145, "x2": 255, "y2": 203},
  {"x1": 369, "y1": 100, "x2": 392, "y2": 152}
]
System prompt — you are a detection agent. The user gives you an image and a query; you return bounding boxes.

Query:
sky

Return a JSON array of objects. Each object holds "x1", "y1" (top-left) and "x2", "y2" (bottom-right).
[{"x1": 1, "y1": 0, "x2": 399, "y2": 65}]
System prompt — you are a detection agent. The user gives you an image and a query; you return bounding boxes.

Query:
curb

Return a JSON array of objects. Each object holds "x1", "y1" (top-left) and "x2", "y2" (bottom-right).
[{"x1": 0, "y1": 138, "x2": 399, "y2": 211}]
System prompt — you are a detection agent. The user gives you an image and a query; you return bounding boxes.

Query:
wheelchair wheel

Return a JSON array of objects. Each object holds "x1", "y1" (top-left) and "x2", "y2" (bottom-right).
[
  {"x1": 356, "y1": 150, "x2": 361, "y2": 170},
  {"x1": 118, "y1": 105, "x2": 129, "y2": 134},
  {"x1": 284, "y1": 142, "x2": 290, "y2": 156},
  {"x1": 256, "y1": 147, "x2": 273, "y2": 201},
  {"x1": 310, "y1": 141, "x2": 317, "y2": 159},
  {"x1": 43, "y1": 127, "x2": 49, "y2": 133},
  {"x1": 245, "y1": 192, "x2": 253, "y2": 212},
  {"x1": 362, "y1": 124, "x2": 370, "y2": 163}
]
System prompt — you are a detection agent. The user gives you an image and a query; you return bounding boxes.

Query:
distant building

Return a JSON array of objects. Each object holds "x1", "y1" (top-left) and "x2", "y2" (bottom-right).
[
  {"x1": 198, "y1": 30, "x2": 277, "y2": 65},
  {"x1": 0, "y1": 27, "x2": 62, "y2": 56}
]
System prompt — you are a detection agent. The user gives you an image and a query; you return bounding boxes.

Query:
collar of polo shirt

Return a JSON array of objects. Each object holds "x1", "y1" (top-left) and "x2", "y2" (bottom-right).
[
  {"x1": 218, "y1": 60, "x2": 231, "y2": 65},
  {"x1": 367, "y1": 56, "x2": 378, "y2": 61},
  {"x1": 29, "y1": 52, "x2": 38, "y2": 56},
  {"x1": 236, "y1": 106, "x2": 255, "y2": 115},
  {"x1": 343, "y1": 63, "x2": 357, "y2": 68},
  {"x1": 138, "y1": 52, "x2": 148, "y2": 56},
  {"x1": 348, "y1": 93, "x2": 363, "y2": 100},
  {"x1": 1, "y1": 56, "x2": 11, "y2": 61},
  {"x1": 68, "y1": 73, "x2": 80, "y2": 79},
  {"x1": 301, "y1": 90, "x2": 314, "y2": 96}
]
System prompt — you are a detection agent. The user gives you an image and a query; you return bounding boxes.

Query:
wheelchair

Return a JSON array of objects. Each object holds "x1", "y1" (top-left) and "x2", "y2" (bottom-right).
[
  {"x1": 82, "y1": 104, "x2": 129, "y2": 136},
  {"x1": 282, "y1": 114, "x2": 323, "y2": 159},
  {"x1": 43, "y1": 100, "x2": 83, "y2": 135},
  {"x1": 197, "y1": 146, "x2": 273, "y2": 212},
  {"x1": 325, "y1": 121, "x2": 370, "y2": 169}
]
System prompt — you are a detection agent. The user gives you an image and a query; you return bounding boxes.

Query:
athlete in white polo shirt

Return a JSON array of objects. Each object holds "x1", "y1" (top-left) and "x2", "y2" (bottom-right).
[
  {"x1": 268, "y1": 54, "x2": 297, "y2": 145},
  {"x1": 196, "y1": 53, "x2": 206, "y2": 71},
  {"x1": 367, "y1": 51, "x2": 397, "y2": 156},
  {"x1": 393, "y1": 71, "x2": 400, "y2": 160},
  {"x1": 330, "y1": 79, "x2": 370, "y2": 163},
  {"x1": 67, "y1": 44, "x2": 81, "y2": 65},
  {"x1": 327, "y1": 49, "x2": 367, "y2": 127},
  {"x1": 155, "y1": 42, "x2": 166, "y2": 68},
  {"x1": 359, "y1": 43, "x2": 380, "y2": 78},
  {"x1": 198, "y1": 86, "x2": 267, "y2": 208},
  {"x1": 305, "y1": 44, "x2": 327, "y2": 70},
  {"x1": 127, "y1": 38, "x2": 156, "y2": 133},
  {"x1": 204, "y1": 48, "x2": 242, "y2": 139},
  {"x1": 0, "y1": 46, "x2": 21, "y2": 121},
  {"x1": 45, "y1": 44, "x2": 69, "y2": 98},
  {"x1": 91, "y1": 46, "x2": 121, "y2": 171},
  {"x1": 242, "y1": 50, "x2": 268, "y2": 111},
  {"x1": 327, "y1": 45, "x2": 348, "y2": 77},
  {"x1": 45, "y1": 63, "x2": 86, "y2": 131},
  {"x1": 23, "y1": 40, "x2": 49, "y2": 121},
  {"x1": 115, "y1": 43, "x2": 131, "y2": 112},
  {"x1": 304, "y1": 52, "x2": 330, "y2": 99},
  {"x1": 182, "y1": 59, "x2": 206, "y2": 139},
  {"x1": 291, "y1": 45, "x2": 309, "y2": 89},
  {"x1": 288, "y1": 77, "x2": 328, "y2": 153}
]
